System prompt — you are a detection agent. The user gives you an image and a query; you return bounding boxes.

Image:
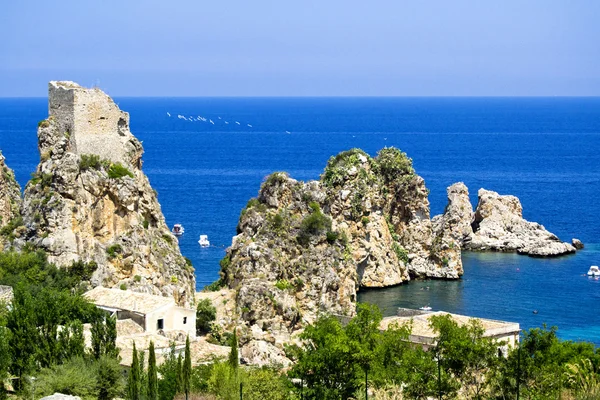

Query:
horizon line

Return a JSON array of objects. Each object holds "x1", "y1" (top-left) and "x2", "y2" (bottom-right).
[{"x1": 1, "y1": 94, "x2": 600, "y2": 99}]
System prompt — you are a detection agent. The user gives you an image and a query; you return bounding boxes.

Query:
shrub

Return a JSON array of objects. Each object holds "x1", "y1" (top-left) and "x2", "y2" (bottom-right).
[
  {"x1": 106, "y1": 244, "x2": 122, "y2": 259},
  {"x1": 375, "y1": 147, "x2": 414, "y2": 182},
  {"x1": 196, "y1": 299, "x2": 217, "y2": 335},
  {"x1": 204, "y1": 279, "x2": 224, "y2": 292},
  {"x1": 38, "y1": 119, "x2": 50, "y2": 128},
  {"x1": 107, "y1": 162, "x2": 134, "y2": 179},
  {"x1": 162, "y1": 233, "x2": 173, "y2": 244},
  {"x1": 392, "y1": 243, "x2": 409, "y2": 264},
  {"x1": 79, "y1": 154, "x2": 103, "y2": 171},
  {"x1": 321, "y1": 148, "x2": 369, "y2": 187},
  {"x1": 33, "y1": 357, "x2": 98, "y2": 399},
  {"x1": 275, "y1": 279, "x2": 292, "y2": 291},
  {"x1": 326, "y1": 230, "x2": 339, "y2": 244},
  {"x1": 297, "y1": 203, "x2": 332, "y2": 246},
  {"x1": 171, "y1": 275, "x2": 178, "y2": 283},
  {"x1": 134, "y1": 275, "x2": 142, "y2": 282},
  {"x1": 263, "y1": 172, "x2": 288, "y2": 187},
  {"x1": 143, "y1": 218, "x2": 149, "y2": 229},
  {"x1": 120, "y1": 283, "x2": 127, "y2": 290}
]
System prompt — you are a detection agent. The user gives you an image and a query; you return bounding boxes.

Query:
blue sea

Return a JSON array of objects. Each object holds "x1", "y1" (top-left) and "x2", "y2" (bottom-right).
[{"x1": 1, "y1": 97, "x2": 599, "y2": 343}]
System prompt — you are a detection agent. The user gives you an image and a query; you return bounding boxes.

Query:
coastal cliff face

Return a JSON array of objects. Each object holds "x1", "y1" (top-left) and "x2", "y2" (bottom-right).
[
  {"x1": 19, "y1": 81, "x2": 195, "y2": 305},
  {"x1": 0, "y1": 152, "x2": 22, "y2": 250},
  {"x1": 220, "y1": 148, "x2": 460, "y2": 340},
  {"x1": 463, "y1": 188, "x2": 576, "y2": 257}
]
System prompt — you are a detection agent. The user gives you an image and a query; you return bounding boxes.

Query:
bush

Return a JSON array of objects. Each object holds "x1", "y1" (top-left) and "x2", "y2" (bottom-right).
[
  {"x1": 38, "y1": 119, "x2": 50, "y2": 128},
  {"x1": 196, "y1": 299, "x2": 216, "y2": 335},
  {"x1": 33, "y1": 357, "x2": 98, "y2": 399},
  {"x1": 106, "y1": 244, "x2": 122, "y2": 259},
  {"x1": 204, "y1": 279, "x2": 224, "y2": 292},
  {"x1": 392, "y1": 243, "x2": 409, "y2": 264},
  {"x1": 263, "y1": 172, "x2": 288, "y2": 187},
  {"x1": 275, "y1": 279, "x2": 292, "y2": 291},
  {"x1": 79, "y1": 154, "x2": 103, "y2": 171},
  {"x1": 326, "y1": 230, "x2": 339, "y2": 244},
  {"x1": 107, "y1": 162, "x2": 134, "y2": 179},
  {"x1": 321, "y1": 148, "x2": 370, "y2": 187},
  {"x1": 120, "y1": 283, "x2": 127, "y2": 290},
  {"x1": 297, "y1": 203, "x2": 332, "y2": 246},
  {"x1": 375, "y1": 147, "x2": 414, "y2": 182}
]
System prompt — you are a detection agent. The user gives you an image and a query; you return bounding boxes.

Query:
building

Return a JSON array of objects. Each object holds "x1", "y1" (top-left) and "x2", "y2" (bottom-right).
[
  {"x1": 84, "y1": 287, "x2": 196, "y2": 338},
  {"x1": 380, "y1": 308, "x2": 520, "y2": 353}
]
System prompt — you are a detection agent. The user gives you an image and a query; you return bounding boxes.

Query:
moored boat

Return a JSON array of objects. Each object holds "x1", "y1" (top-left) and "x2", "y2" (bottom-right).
[
  {"x1": 172, "y1": 224, "x2": 184, "y2": 236},
  {"x1": 198, "y1": 235, "x2": 210, "y2": 247},
  {"x1": 588, "y1": 265, "x2": 600, "y2": 277}
]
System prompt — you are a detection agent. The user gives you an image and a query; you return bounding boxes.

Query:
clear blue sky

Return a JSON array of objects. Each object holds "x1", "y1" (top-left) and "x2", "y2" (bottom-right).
[{"x1": 2, "y1": 0, "x2": 599, "y2": 96}]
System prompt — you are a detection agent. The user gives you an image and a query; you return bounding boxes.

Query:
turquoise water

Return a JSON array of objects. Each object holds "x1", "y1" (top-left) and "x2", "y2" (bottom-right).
[{"x1": 1, "y1": 97, "x2": 599, "y2": 342}]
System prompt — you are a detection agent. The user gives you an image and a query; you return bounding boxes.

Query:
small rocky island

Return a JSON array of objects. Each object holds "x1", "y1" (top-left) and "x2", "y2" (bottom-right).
[
  {"x1": 0, "y1": 81, "x2": 195, "y2": 306},
  {"x1": 214, "y1": 148, "x2": 578, "y2": 364}
]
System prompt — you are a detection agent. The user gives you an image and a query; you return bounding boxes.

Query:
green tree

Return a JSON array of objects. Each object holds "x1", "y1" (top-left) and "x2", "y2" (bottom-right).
[
  {"x1": 176, "y1": 353, "x2": 183, "y2": 393},
  {"x1": 289, "y1": 315, "x2": 360, "y2": 400},
  {"x1": 97, "y1": 355, "x2": 124, "y2": 400},
  {"x1": 148, "y1": 341, "x2": 158, "y2": 400},
  {"x1": 157, "y1": 343, "x2": 179, "y2": 400},
  {"x1": 33, "y1": 357, "x2": 97, "y2": 399},
  {"x1": 228, "y1": 329, "x2": 239, "y2": 370},
  {"x1": 0, "y1": 315, "x2": 11, "y2": 400},
  {"x1": 196, "y1": 299, "x2": 216, "y2": 335},
  {"x1": 127, "y1": 342, "x2": 141, "y2": 400},
  {"x1": 7, "y1": 284, "x2": 37, "y2": 389},
  {"x1": 184, "y1": 335, "x2": 192, "y2": 398}
]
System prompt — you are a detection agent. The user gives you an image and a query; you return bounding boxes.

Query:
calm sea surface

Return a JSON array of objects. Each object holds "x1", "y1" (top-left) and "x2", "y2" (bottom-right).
[{"x1": 1, "y1": 97, "x2": 599, "y2": 342}]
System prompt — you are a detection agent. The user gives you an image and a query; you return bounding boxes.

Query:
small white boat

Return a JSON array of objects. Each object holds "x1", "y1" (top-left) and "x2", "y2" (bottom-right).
[
  {"x1": 198, "y1": 235, "x2": 210, "y2": 247},
  {"x1": 419, "y1": 306, "x2": 432, "y2": 311},
  {"x1": 172, "y1": 224, "x2": 184, "y2": 237},
  {"x1": 588, "y1": 265, "x2": 600, "y2": 277}
]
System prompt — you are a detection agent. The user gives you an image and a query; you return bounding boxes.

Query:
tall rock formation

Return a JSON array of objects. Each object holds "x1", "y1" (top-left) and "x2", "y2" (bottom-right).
[
  {"x1": 431, "y1": 182, "x2": 474, "y2": 276},
  {"x1": 0, "y1": 151, "x2": 23, "y2": 250},
  {"x1": 20, "y1": 81, "x2": 195, "y2": 305},
  {"x1": 221, "y1": 148, "x2": 457, "y2": 337}
]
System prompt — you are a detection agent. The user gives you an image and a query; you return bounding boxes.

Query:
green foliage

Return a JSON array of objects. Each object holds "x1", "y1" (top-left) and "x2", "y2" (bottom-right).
[
  {"x1": 120, "y1": 283, "x2": 127, "y2": 290},
  {"x1": 229, "y1": 330, "x2": 239, "y2": 370},
  {"x1": 263, "y1": 171, "x2": 289, "y2": 187},
  {"x1": 275, "y1": 279, "x2": 293, "y2": 291},
  {"x1": 34, "y1": 357, "x2": 98, "y2": 400},
  {"x1": 184, "y1": 335, "x2": 193, "y2": 396},
  {"x1": 97, "y1": 355, "x2": 125, "y2": 400},
  {"x1": 157, "y1": 343, "x2": 180, "y2": 400},
  {"x1": 242, "y1": 367, "x2": 291, "y2": 400},
  {"x1": 148, "y1": 341, "x2": 158, "y2": 400},
  {"x1": 326, "y1": 230, "x2": 339, "y2": 244},
  {"x1": 79, "y1": 154, "x2": 104, "y2": 171},
  {"x1": 106, "y1": 243, "x2": 123, "y2": 259},
  {"x1": 108, "y1": 162, "x2": 134, "y2": 179},
  {"x1": 196, "y1": 299, "x2": 217, "y2": 335},
  {"x1": 38, "y1": 119, "x2": 50, "y2": 128},
  {"x1": 374, "y1": 147, "x2": 414, "y2": 182},
  {"x1": 91, "y1": 314, "x2": 119, "y2": 361},
  {"x1": 204, "y1": 279, "x2": 225, "y2": 292},
  {"x1": 143, "y1": 218, "x2": 150, "y2": 229},
  {"x1": 162, "y1": 233, "x2": 174, "y2": 244},
  {"x1": 0, "y1": 215, "x2": 23, "y2": 240},
  {"x1": 297, "y1": 202, "x2": 332, "y2": 246},
  {"x1": 322, "y1": 148, "x2": 370, "y2": 187},
  {"x1": 392, "y1": 243, "x2": 409, "y2": 264},
  {"x1": 127, "y1": 342, "x2": 141, "y2": 400}
]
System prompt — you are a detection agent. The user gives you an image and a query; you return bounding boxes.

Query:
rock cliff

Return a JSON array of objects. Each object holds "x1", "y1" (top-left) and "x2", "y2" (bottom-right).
[
  {"x1": 220, "y1": 148, "x2": 459, "y2": 341},
  {"x1": 0, "y1": 151, "x2": 22, "y2": 250},
  {"x1": 463, "y1": 188, "x2": 576, "y2": 257},
  {"x1": 19, "y1": 81, "x2": 195, "y2": 305}
]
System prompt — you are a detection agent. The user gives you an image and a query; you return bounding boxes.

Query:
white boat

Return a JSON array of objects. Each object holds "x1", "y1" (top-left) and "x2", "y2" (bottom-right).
[
  {"x1": 588, "y1": 265, "x2": 600, "y2": 277},
  {"x1": 198, "y1": 235, "x2": 210, "y2": 247},
  {"x1": 172, "y1": 224, "x2": 184, "y2": 237},
  {"x1": 419, "y1": 306, "x2": 432, "y2": 311}
]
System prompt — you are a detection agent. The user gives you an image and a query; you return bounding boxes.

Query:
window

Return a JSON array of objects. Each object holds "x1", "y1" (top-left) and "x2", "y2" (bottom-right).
[
  {"x1": 157, "y1": 318, "x2": 164, "y2": 330},
  {"x1": 183, "y1": 317, "x2": 187, "y2": 324}
]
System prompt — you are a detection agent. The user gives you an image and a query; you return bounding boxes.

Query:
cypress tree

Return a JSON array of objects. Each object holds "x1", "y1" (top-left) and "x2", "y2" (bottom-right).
[
  {"x1": 127, "y1": 341, "x2": 141, "y2": 400},
  {"x1": 183, "y1": 335, "x2": 192, "y2": 399},
  {"x1": 90, "y1": 315, "x2": 106, "y2": 360},
  {"x1": 105, "y1": 314, "x2": 119, "y2": 359},
  {"x1": 148, "y1": 341, "x2": 158, "y2": 400},
  {"x1": 228, "y1": 329, "x2": 239, "y2": 370},
  {"x1": 176, "y1": 353, "x2": 183, "y2": 393}
]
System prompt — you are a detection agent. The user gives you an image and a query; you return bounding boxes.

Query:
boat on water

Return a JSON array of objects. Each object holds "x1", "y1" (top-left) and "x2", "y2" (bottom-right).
[
  {"x1": 419, "y1": 306, "x2": 432, "y2": 311},
  {"x1": 172, "y1": 224, "x2": 184, "y2": 237},
  {"x1": 198, "y1": 235, "x2": 210, "y2": 247},
  {"x1": 588, "y1": 265, "x2": 600, "y2": 277}
]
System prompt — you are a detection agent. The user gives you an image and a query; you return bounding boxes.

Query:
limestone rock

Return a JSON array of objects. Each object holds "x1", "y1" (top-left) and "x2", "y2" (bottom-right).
[
  {"x1": 41, "y1": 394, "x2": 81, "y2": 400},
  {"x1": 240, "y1": 339, "x2": 292, "y2": 367},
  {"x1": 20, "y1": 82, "x2": 194, "y2": 305},
  {"x1": 0, "y1": 151, "x2": 22, "y2": 249},
  {"x1": 431, "y1": 182, "x2": 473, "y2": 278},
  {"x1": 572, "y1": 238, "x2": 584, "y2": 250},
  {"x1": 464, "y1": 188, "x2": 575, "y2": 257},
  {"x1": 221, "y1": 148, "x2": 455, "y2": 339}
]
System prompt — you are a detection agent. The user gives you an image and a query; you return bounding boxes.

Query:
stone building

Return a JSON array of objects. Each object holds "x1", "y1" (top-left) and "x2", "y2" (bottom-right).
[{"x1": 84, "y1": 287, "x2": 196, "y2": 338}]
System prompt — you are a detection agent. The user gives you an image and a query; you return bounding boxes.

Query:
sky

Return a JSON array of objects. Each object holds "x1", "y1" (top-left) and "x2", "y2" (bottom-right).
[{"x1": 1, "y1": 0, "x2": 599, "y2": 97}]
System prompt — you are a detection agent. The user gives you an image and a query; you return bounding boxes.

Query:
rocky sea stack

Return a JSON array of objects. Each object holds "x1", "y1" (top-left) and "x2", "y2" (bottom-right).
[
  {"x1": 4, "y1": 81, "x2": 194, "y2": 305},
  {"x1": 216, "y1": 147, "x2": 577, "y2": 360}
]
